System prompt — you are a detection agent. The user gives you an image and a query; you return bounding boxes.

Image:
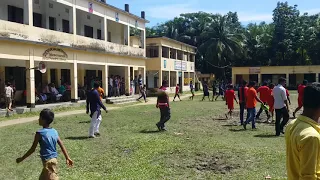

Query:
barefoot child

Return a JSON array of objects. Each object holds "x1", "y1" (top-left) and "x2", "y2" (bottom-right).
[
  {"x1": 16, "y1": 109, "x2": 73, "y2": 179},
  {"x1": 173, "y1": 84, "x2": 181, "y2": 101},
  {"x1": 225, "y1": 84, "x2": 238, "y2": 119}
]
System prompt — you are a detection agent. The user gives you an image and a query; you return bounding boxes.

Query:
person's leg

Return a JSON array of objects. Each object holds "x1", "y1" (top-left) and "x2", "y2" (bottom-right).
[
  {"x1": 239, "y1": 103, "x2": 244, "y2": 124},
  {"x1": 157, "y1": 108, "x2": 165, "y2": 130},
  {"x1": 178, "y1": 94, "x2": 181, "y2": 101},
  {"x1": 89, "y1": 111, "x2": 98, "y2": 137},
  {"x1": 280, "y1": 107, "x2": 289, "y2": 133},
  {"x1": 95, "y1": 114, "x2": 102, "y2": 135},
  {"x1": 162, "y1": 107, "x2": 171, "y2": 129},
  {"x1": 143, "y1": 93, "x2": 147, "y2": 102},
  {"x1": 244, "y1": 108, "x2": 253, "y2": 129},
  {"x1": 173, "y1": 94, "x2": 177, "y2": 101},
  {"x1": 256, "y1": 106, "x2": 263, "y2": 119},
  {"x1": 251, "y1": 108, "x2": 257, "y2": 129},
  {"x1": 275, "y1": 109, "x2": 282, "y2": 136}
]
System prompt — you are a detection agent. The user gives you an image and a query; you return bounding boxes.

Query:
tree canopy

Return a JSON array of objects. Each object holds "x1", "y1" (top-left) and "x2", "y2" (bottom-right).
[{"x1": 146, "y1": 2, "x2": 320, "y2": 80}]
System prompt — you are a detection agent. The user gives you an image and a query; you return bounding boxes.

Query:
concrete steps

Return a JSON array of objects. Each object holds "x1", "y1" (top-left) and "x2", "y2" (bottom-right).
[{"x1": 106, "y1": 95, "x2": 139, "y2": 105}]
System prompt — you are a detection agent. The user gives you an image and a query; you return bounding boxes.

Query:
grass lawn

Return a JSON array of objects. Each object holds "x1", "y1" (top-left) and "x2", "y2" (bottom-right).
[{"x1": 0, "y1": 93, "x2": 301, "y2": 180}]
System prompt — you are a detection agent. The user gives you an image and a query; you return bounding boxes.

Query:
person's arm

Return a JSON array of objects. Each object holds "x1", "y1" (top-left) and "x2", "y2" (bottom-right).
[
  {"x1": 234, "y1": 94, "x2": 238, "y2": 104},
  {"x1": 281, "y1": 89, "x2": 289, "y2": 111},
  {"x1": 166, "y1": 94, "x2": 170, "y2": 108},
  {"x1": 156, "y1": 96, "x2": 159, "y2": 108},
  {"x1": 287, "y1": 95, "x2": 291, "y2": 105},
  {"x1": 96, "y1": 91, "x2": 107, "y2": 112},
  {"x1": 57, "y1": 137, "x2": 73, "y2": 167},
  {"x1": 300, "y1": 136, "x2": 320, "y2": 179},
  {"x1": 86, "y1": 92, "x2": 90, "y2": 114},
  {"x1": 255, "y1": 95, "x2": 263, "y2": 104},
  {"x1": 16, "y1": 133, "x2": 40, "y2": 163}
]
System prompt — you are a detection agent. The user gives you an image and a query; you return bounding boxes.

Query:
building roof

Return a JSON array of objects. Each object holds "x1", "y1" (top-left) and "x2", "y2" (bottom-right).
[
  {"x1": 146, "y1": 36, "x2": 197, "y2": 49},
  {"x1": 94, "y1": 0, "x2": 149, "y2": 23}
]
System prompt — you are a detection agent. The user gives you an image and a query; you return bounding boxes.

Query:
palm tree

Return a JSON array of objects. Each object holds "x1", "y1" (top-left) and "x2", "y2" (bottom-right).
[{"x1": 200, "y1": 15, "x2": 244, "y2": 79}]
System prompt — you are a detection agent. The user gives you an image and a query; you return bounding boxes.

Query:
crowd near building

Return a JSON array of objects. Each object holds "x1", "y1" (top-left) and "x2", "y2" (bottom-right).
[
  {"x1": 0, "y1": 0, "x2": 196, "y2": 109},
  {"x1": 232, "y1": 66, "x2": 320, "y2": 88}
]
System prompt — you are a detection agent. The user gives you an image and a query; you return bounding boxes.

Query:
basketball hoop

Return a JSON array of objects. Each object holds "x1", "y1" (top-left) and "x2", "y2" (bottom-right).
[
  {"x1": 26, "y1": 61, "x2": 47, "y2": 74},
  {"x1": 38, "y1": 62, "x2": 47, "y2": 74}
]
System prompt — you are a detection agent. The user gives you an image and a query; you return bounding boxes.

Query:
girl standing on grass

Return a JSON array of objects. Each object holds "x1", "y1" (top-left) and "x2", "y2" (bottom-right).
[{"x1": 225, "y1": 84, "x2": 238, "y2": 119}]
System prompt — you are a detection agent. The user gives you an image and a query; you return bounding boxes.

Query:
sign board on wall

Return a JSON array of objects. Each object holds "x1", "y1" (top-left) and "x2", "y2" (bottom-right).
[
  {"x1": 115, "y1": 12, "x2": 119, "y2": 22},
  {"x1": 43, "y1": 48, "x2": 68, "y2": 60},
  {"x1": 249, "y1": 67, "x2": 261, "y2": 74},
  {"x1": 163, "y1": 60, "x2": 167, "y2": 68},
  {"x1": 174, "y1": 61, "x2": 187, "y2": 71}
]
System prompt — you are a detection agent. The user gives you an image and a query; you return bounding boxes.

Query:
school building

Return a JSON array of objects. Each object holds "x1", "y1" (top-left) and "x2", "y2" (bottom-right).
[
  {"x1": 0, "y1": 0, "x2": 148, "y2": 108},
  {"x1": 232, "y1": 66, "x2": 320, "y2": 88},
  {"x1": 145, "y1": 36, "x2": 196, "y2": 93}
]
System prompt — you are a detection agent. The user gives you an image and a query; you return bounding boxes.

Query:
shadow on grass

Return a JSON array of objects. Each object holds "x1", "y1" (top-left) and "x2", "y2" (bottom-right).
[
  {"x1": 229, "y1": 129, "x2": 246, "y2": 132},
  {"x1": 213, "y1": 118, "x2": 227, "y2": 121},
  {"x1": 222, "y1": 124, "x2": 237, "y2": 127},
  {"x1": 65, "y1": 136, "x2": 90, "y2": 140},
  {"x1": 79, "y1": 121, "x2": 91, "y2": 124},
  {"x1": 139, "y1": 130, "x2": 161, "y2": 134},
  {"x1": 254, "y1": 134, "x2": 278, "y2": 138}
]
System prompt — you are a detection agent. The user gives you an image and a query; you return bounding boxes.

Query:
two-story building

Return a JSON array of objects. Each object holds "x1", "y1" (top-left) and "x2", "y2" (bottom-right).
[
  {"x1": 145, "y1": 36, "x2": 196, "y2": 93},
  {"x1": 0, "y1": 0, "x2": 148, "y2": 108}
]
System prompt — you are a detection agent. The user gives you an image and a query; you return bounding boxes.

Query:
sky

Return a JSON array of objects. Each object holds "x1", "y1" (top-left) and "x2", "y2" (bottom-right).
[{"x1": 107, "y1": 0, "x2": 320, "y2": 27}]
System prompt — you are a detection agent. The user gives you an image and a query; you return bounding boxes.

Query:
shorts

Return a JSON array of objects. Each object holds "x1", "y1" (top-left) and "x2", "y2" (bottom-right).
[
  {"x1": 5, "y1": 97, "x2": 11, "y2": 106},
  {"x1": 40, "y1": 158, "x2": 59, "y2": 180}
]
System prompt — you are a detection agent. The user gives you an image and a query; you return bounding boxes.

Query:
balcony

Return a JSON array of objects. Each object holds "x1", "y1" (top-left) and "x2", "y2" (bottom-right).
[{"x1": 0, "y1": 20, "x2": 144, "y2": 57}]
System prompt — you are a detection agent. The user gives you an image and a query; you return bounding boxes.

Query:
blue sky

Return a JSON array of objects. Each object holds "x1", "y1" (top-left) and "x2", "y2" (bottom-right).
[{"x1": 107, "y1": 0, "x2": 320, "y2": 27}]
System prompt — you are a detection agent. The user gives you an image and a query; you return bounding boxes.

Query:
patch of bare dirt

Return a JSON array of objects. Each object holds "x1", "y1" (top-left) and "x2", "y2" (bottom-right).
[{"x1": 187, "y1": 155, "x2": 240, "y2": 174}]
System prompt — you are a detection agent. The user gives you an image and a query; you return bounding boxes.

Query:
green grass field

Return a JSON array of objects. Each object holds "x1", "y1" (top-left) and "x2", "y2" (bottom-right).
[{"x1": 0, "y1": 93, "x2": 301, "y2": 180}]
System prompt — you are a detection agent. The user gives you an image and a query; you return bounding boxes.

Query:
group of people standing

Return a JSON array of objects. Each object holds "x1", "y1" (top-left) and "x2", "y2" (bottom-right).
[{"x1": 224, "y1": 78, "x2": 307, "y2": 136}]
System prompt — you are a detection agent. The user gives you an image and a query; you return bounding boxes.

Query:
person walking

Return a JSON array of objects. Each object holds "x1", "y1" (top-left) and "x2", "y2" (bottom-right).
[
  {"x1": 212, "y1": 81, "x2": 217, "y2": 101},
  {"x1": 293, "y1": 80, "x2": 308, "y2": 118},
  {"x1": 256, "y1": 82, "x2": 271, "y2": 121},
  {"x1": 225, "y1": 84, "x2": 238, "y2": 119},
  {"x1": 189, "y1": 81, "x2": 195, "y2": 100},
  {"x1": 156, "y1": 80, "x2": 171, "y2": 131},
  {"x1": 267, "y1": 83, "x2": 275, "y2": 123},
  {"x1": 137, "y1": 85, "x2": 147, "y2": 103},
  {"x1": 285, "y1": 85, "x2": 320, "y2": 179},
  {"x1": 4, "y1": 82, "x2": 14, "y2": 111},
  {"x1": 238, "y1": 80, "x2": 248, "y2": 125},
  {"x1": 173, "y1": 84, "x2": 181, "y2": 101},
  {"x1": 273, "y1": 77, "x2": 290, "y2": 136},
  {"x1": 86, "y1": 82, "x2": 108, "y2": 138},
  {"x1": 201, "y1": 81, "x2": 210, "y2": 101},
  {"x1": 243, "y1": 81, "x2": 264, "y2": 130}
]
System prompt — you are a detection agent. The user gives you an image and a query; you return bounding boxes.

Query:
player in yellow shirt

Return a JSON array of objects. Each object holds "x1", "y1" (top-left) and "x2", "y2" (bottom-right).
[{"x1": 285, "y1": 85, "x2": 320, "y2": 179}]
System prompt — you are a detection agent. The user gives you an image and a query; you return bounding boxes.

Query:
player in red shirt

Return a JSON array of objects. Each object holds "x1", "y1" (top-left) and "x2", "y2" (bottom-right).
[
  {"x1": 225, "y1": 84, "x2": 238, "y2": 119},
  {"x1": 256, "y1": 82, "x2": 271, "y2": 120},
  {"x1": 267, "y1": 83, "x2": 275, "y2": 123},
  {"x1": 156, "y1": 80, "x2": 171, "y2": 131},
  {"x1": 173, "y1": 84, "x2": 181, "y2": 101},
  {"x1": 293, "y1": 80, "x2": 308, "y2": 118}
]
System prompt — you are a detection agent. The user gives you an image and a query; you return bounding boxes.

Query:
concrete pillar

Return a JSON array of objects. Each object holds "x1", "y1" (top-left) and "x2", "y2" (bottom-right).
[
  {"x1": 176, "y1": 71, "x2": 179, "y2": 85},
  {"x1": 258, "y1": 73, "x2": 262, "y2": 85},
  {"x1": 286, "y1": 73, "x2": 290, "y2": 85},
  {"x1": 124, "y1": 25, "x2": 129, "y2": 46},
  {"x1": 141, "y1": 29, "x2": 146, "y2": 50},
  {"x1": 71, "y1": 62, "x2": 78, "y2": 102},
  {"x1": 143, "y1": 67, "x2": 146, "y2": 86},
  {"x1": 181, "y1": 71, "x2": 184, "y2": 93},
  {"x1": 168, "y1": 71, "x2": 171, "y2": 89},
  {"x1": 45, "y1": 0, "x2": 49, "y2": 29},
  {"x1": 102, "y1": 64, "x2": 108, "y2": 96},
  {"x1": 78, "y1": 69, "x2": 84, "y2": 87},
  {"x1": 158, "y1": 70, "x2": 163, "y2": 88},
  {"x1": 125, "y1": 66, "x2": 130, "y2": 94},
  {"x1": 24, "y1": 0, "x2": 33, "y2": 26},
  {"x1": 159, "y1": 46, "x2": 162, "y2": 58},
  {"x1": 56, "y1": 69, "x2": 61, "y2": 87},
  {"x1": 72, "y1": 2, "x2": 76, "y2": 43},
  {"x1": 102, "y1": 17, "x2": 107, "y2": 41},
  {"x1": 232, "y1": 73, "x2": 236, "y2": 85},
  {"x1": 26, "y1": 51, "x2": 35, "y2": 108}
]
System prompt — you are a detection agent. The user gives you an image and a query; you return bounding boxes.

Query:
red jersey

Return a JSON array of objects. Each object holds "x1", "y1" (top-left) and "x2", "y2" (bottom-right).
[
  {"x1": 238, "y1": 86, "x2": 248, "y2": 103},
  {"x1": 226, "y1": 89, "x2": 236, "y2": 109},
  {"x1": 267, "y1": 88, "x2": 275, "y2": 112},
  {"x1": 257, "y1": 86, "x2": 270, "y2": 103},
  {"x1": 285, "y1": 89, "x2": 289, "y2": 97},
  {"x1": 175, "y1": 86, "x2": 180, "y2": 94},
  {"x1": 298, "y1": 84, "x2": 306, "y2": 99}
]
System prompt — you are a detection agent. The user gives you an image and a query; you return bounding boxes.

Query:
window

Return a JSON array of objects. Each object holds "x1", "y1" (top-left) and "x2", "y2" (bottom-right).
[
  {"x1": 146, "y1": 46, "x2": 159, "y2": 58},
  {"x1": 33, "y1": 13, "x2": 42, "y2": 28},
  {"x1": 97, "y1": 29, "x2": 102, "y2": 40},
  {"x1": 84, "y1": 25, "x2": 94, "y2": 38},
  {"x1": 49, "y1": 17, "x2": 56, "y2": 30},
  {"x1": 7, "y1": 5, "x2": 23, "y2": 24},
  {"x1": 62, "y1": 19, "x2": 70, "y2": 33},
  {"x1": 107, "y1": 32, "x2": 111, "y2": 42},
  {"x1": 50, "y1": 69, "x2": 56, "y2": 84},
  {"x1": 5, "y1": 67, "x2": 26, "y2": 90},
  {"x1": 61, "y1": 69, "x2": 71, "y2": 84}
]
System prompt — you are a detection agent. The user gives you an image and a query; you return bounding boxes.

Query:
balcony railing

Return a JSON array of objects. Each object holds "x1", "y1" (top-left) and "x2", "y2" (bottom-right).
[{"x1": 0, "y1": 20, "x2": 144, "y2": 58}]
